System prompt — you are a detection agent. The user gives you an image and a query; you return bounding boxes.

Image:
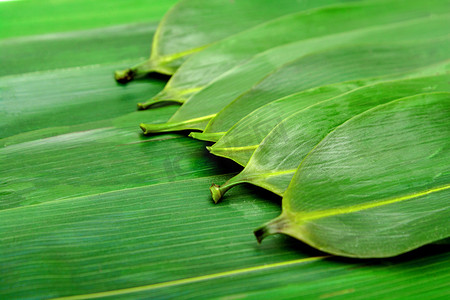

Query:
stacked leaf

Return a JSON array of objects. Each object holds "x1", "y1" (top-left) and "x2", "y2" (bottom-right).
[
  {"x1": 114, "y1": 0, "x2": 359, "y2": 82},
  {"x1": 120, "y1": 0, "x2": 450, "y2": 257},
  {"x1": 254, "y1": 92, "x2": 450, "y2": 258}
]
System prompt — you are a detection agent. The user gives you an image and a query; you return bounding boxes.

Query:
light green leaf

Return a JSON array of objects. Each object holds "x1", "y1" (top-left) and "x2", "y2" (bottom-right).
[
  {"x1": 140, "y1": 38, "x2": 450, "y2": 135},
  {"x1": 255, "y1": 92, "x2": 450, "y2": 258},
  {"x1": 208, "y1": 60, "x2": 450, "y2": 166},
  {"x1": 114, "y1": 0, "x2": 335, "y2": 81},
  {"x1": 142, "y1": 0, "x2": 448, "y2": 107},
  {"x1": 193, "y1": 15, "x2": 450, "y2": 141},
  {"x1": 210, "y1": 74, "x2": 450, "y2": 203}
]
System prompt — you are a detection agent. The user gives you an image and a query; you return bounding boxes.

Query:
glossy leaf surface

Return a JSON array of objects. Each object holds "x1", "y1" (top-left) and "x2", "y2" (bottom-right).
[
  {"x1": 2, "y1": 0, "x2": 450, "y2": 298},
  {"x1": 0, "y1": 0, "x2": 177, "y2": 39},
  {"x1": 1, "y1": 22, "x2": 163, "y2": 77},
  {"x1": 114, "y1": 0, "x2": 341, "y2": 81},
  {"x1": 209, "y1": 60, "x2": 450, "y2": 166},
  {"x1": 210, "y1": 75, "x2": 450, "y2": 203},
  {"x1": 141, "y1": 38, "x2": 450, "y2": 135},
  {"x1": 194, "y1": 15, "x2": 450, "y2": 141},
  {"x1": 255, "y1": 92, "x2": 450, "y2": 258},
  {"x1": 145, "y1": 0, "x2": 447, "y2": 106}
]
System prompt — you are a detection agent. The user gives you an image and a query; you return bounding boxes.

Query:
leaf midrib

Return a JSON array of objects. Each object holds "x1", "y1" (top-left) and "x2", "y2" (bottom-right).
[{"x1": 296, "y1": 184, "x2": 450, "y2": 223}]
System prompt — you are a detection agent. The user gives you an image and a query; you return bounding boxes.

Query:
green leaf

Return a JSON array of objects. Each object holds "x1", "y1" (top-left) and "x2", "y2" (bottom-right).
[
  {"x1": 3, "y1": 1, "x2": 450, "y2": 298},
  {"x1": 0, "y1": 0, "x2": 178, "y2": 39},
  {"x1": 208, "y1": 60, "x2": 450, "y2": 166},
  {"x1": 142, "y1": 0, "x2": 449, "y2": 107},
  {"x1": 210, "y1": 81, "x2": 370, "y2": 165},
  {"x1": 1, "y1": 22, "x2": 160, "y2": 77},
  {"x1": 140, "y1": 38, "x2": 450, "y2": 135},
  {"x1": 193, "y1": 15, "x2": 450, "y2": 141},
  {"x1": 210, "y1": 74, "x2": 450, "y2": 203},
  {"x1": 114, "y1": 0, "x2": 336, "y2": 81},
  {"x1": 0, "y1": 63, "x2": 166, "y2": 140},
  {"x1": 255, "y1": 92, "x2": 450, "y2": 258}
]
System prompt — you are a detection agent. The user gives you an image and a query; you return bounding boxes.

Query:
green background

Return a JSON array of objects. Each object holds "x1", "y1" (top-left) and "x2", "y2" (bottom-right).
[{"x1": 0, "y1": 0, "x2": 448, "y2": 298}]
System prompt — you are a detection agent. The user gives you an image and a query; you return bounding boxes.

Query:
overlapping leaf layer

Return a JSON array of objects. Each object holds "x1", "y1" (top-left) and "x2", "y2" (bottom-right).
[
  {"x1": 135, "y1": 0, "x2": 449, "y2": 258},
  {"x1": 2, "y1": 0, "x2": 449, "y2": 298}
]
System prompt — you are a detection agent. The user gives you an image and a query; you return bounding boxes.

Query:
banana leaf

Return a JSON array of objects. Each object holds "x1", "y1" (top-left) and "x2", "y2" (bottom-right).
[
  {"x1": 255, "y1": 92, "x2": 450, "y2": 258},
  {"x1": 140, "y1": 38, "x2": 450, "y2": 135},
  {"x1": 114, "y1": 0, "x2": 348, "y2": 81},
  {"x1": 209, "y1": 74, "x2": 450, "y2": 203},
  {"x1": 142, "y1": 0, "x2": 448, "y2": 107},
  {"x1": 192, "y1": 15, "x2": 450, "y2": 142},
  {"x1": 208, "y1": 60, "x2": 450, "y2": 166}
]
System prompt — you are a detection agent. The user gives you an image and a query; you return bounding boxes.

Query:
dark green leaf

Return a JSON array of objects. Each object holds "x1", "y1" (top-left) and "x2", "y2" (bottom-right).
[
  {"x1": 0, "y1": 0, "x2": 177, "y2": 39},
  {"x1": 3, "y1": 0, "x2": 449, "y2": 298},
  {"x1": 0, "y1": 23, "x2": 158, "y2": 77}
]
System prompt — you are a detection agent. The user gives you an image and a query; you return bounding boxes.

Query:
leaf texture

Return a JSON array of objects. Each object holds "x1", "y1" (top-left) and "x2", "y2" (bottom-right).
[
  {"x1": 141, "y1": 38, "x2": 450, "y2": 135},
  {"x1": 143, "y1": 0, "x2": 449, "y2": 107},
  {"x1": 255, "y1": 92, "x2": 450, "y2": 257},
  {"x1": 207, "y1": 60, "x2": 450, "y2": 166},
  {"x1": 210, "y1": 75, "x2": 450, "y2": 203},
  {"x1": 3, "y1": 0, "x2": 450, "y2": 298},
  {"x1": 193, "y1": 15, "x2": 450, "y2": 141},
  {"x1": 114, "y1": 0, "x2": 349, "y2": 81}
]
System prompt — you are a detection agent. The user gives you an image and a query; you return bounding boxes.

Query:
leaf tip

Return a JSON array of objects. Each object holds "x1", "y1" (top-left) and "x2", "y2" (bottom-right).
[
  {"x1": 114, "y1": 68, "x2": 135, "y2": 84},
  {"x1": 253, "y1": 215, "x2": 290, "y2": 244},
  {"x1": 139, "y1": 123, "x2": 148, "y2": 134},
  {"x1": 137, "y1": 102, "x2": 147, "y2": 110},
  {"x1": 253, "y1": 227, "x2": 267, "y2": 244},
  {"x1": 210, "y1": 183, "x2": 223, "y2": 204}
]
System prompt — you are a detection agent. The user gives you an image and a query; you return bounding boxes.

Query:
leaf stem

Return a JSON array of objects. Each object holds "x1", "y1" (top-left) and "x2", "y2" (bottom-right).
[
  {"x1": 114, "y1": 59, "x2": 174, "y2": 84},
  {"x1": 210, "y1": 174, "x2": 247, "y2": 204},
  {"x1": 189, "y1": 132, "x2": 223, "y2": 142},
  {"x1": 254, "y1": 214, "x2": 290, "y2": 243},
  {"x1": 114, "y1": 60, "x2": 152, "y2": 84},
  {"x1": 137, "y1": 98, "x2": 184, "y2": 110}
]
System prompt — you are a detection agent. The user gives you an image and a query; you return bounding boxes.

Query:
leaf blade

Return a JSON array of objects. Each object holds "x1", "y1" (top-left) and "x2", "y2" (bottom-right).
[
  {"x1": 258, "y1": 92, "x2": 450, "y2": 257},
  {"x1": 211, "y1": 74, "x2": 450, "y2": 202},
  {"x1": 116, "y1": 0, "x2": 346, "y2": 80},
  {"x1": 148, "y1": 0, "x2": 450, "y2": 104},
  {"x1": 142, "y1": 38, "x2": 450, "y2": 134}
]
